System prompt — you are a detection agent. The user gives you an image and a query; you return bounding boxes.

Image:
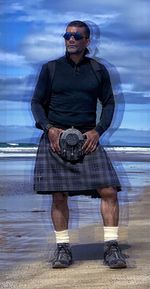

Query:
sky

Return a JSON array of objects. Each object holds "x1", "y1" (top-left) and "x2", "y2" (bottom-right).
[{"x1": 0, "y1": 0, "x2": 150, "y2": 146}]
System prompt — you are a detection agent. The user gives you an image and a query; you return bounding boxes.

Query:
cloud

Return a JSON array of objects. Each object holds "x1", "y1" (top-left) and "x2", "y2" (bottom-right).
[
  {"x1": 95, "y1": 35, "x2": 150, "y2": 95},
  {"x1": 18, "y1": 11, "x2": 118, "y2": 27},
  {"x1": 0, "y1": 50, "x2": 34, "y2": 77},
  {"x1": 0, "y1": 76, "x2": 34, "y2": 101},
  {"x1": 0, "y1": 50, "x2": 26, "y2": 66},
  {"x1": 1, "y1": 0, "x2": 150, "y2": 133},
  {"x1": 0, "y1": 1, "x2": 25, "y2": 15},
  {"x1": 22, "y1": 27, "x2": 65, "y2": 62}
]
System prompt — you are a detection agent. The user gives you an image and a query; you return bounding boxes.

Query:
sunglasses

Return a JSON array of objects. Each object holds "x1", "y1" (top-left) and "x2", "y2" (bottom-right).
[{"x1": 63, "y1": 32, "x2": 88, "y2": 41}]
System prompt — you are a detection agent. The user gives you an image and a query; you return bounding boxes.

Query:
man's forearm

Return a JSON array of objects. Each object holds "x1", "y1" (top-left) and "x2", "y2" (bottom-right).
[
  {"x1": 31, "y1": 100, "x2": 52, "y2": 132},
  {"x1": 95, "y1": 103, "x2": 114, "y2": 136}
]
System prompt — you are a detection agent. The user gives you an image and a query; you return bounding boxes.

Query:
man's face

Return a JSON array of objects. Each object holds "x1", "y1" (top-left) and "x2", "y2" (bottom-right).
[{"x1": 65, "y1": 26, "x2": 90, "y2": 55}]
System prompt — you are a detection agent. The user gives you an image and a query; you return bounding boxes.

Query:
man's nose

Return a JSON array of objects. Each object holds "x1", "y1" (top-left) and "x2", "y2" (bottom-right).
[{"x1": 69, "y1": 35, "x2": 76, "y2": 42}]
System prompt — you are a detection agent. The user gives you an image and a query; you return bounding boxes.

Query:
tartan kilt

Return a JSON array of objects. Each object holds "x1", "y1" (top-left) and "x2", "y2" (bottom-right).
[{"x1": 33, "y1": 133, "x2": 121, "y2": 198}]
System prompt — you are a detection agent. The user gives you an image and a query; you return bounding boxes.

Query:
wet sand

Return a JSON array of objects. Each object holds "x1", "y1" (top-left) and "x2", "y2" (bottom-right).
[{"x1": 1, "y1": 150, "x2": 150, "y2": 288}]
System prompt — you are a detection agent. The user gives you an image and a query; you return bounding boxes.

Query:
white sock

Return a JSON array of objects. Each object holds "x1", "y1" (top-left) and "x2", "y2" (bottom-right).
[
  {"x1": 104, "y1": 226, "x2": 119, "y2": 242},
  {"x1": 54, "y1": 229, "x2": 70, "y2": 244}
]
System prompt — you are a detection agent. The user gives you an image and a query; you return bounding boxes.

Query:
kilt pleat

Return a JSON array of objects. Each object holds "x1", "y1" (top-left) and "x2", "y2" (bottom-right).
[{"x1": 33, "y1": 133, "x2": 121, "y2": 198}]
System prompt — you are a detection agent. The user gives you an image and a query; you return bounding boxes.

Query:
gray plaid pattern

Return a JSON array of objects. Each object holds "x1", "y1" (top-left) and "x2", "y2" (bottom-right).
[{"x1": 33, "y1": 133, "x2": 121, "y2": 198}]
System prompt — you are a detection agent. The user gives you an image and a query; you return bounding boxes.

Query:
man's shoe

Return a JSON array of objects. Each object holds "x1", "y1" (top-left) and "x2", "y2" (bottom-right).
[
  {"x1": 104, "y1": 240, "x2": 127, "y2": 269},
  {"x1": 51, "y1": 243, "x2": 73, "y2": 268}
]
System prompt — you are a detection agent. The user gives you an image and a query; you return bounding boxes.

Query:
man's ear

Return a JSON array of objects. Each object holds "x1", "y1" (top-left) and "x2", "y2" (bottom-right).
[{"x1": 86, "y1": 38, "x2": 90, "y2": 46}]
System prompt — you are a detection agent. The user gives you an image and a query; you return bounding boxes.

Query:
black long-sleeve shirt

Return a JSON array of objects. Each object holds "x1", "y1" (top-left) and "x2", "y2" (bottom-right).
[{"x1": 31, "y1": 54, "x2": 115, "y2": 136}]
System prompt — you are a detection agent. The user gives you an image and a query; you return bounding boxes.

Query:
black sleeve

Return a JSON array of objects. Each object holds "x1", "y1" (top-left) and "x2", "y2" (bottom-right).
[
  {"x1": 95, "y1": 66, "x2": 115, "y2": 136},
  {"x1": 31, "y1": 63, "x2": 51, "y2": 132}
]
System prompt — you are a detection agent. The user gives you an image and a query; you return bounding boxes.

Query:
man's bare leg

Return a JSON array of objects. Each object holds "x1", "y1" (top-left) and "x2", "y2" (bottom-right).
[
  {"x1": 97, "y1": 186, "x2": 127, "y2": 268},
  {"x1": 51, "y1": 192, "x2": 72, "y2": 268},
  {"x1": 51, "y1": 192, "x2": 69, "y2": 231},
  {"x1": 97, "y1": 186, "x2": 119, "y2": 227}
]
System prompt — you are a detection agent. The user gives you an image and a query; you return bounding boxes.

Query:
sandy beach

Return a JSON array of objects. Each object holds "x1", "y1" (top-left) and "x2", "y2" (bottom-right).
[{"x1": 0, "y1": 148, "x2": 150, "y2": 289}]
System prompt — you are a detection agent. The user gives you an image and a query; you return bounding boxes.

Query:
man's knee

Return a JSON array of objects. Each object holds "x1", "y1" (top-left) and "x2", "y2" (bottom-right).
[
  {"x1": 52, "y1": 192, "x2": 68, "y2": 206},
  {"x1": 97, "y1": 186, "x2": 118, "y2": 201}
]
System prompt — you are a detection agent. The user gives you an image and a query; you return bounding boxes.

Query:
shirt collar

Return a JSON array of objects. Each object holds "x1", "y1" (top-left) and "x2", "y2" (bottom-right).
[{"x1": 65, "y1": 51, "x2": 89, "y2": 66}]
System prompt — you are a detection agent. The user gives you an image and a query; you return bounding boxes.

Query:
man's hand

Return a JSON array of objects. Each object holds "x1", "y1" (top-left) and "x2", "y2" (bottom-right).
[
  {"x1": 48, "y1": 127, "x2": 64, "y2": 153},
  {"x1": 82, "y1": 129, "x2": 99, "y2": 154}
]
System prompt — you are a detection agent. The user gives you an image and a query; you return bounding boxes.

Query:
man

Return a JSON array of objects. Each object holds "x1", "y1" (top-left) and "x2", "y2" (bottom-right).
[{"x1": 31, "y1": 20, "x2": 127, "y2": 269}]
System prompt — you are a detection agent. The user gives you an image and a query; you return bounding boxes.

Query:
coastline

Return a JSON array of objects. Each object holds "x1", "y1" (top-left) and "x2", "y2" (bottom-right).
[{"x1": 0, "y1": 146, "x2": 150, "y2": 161}]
